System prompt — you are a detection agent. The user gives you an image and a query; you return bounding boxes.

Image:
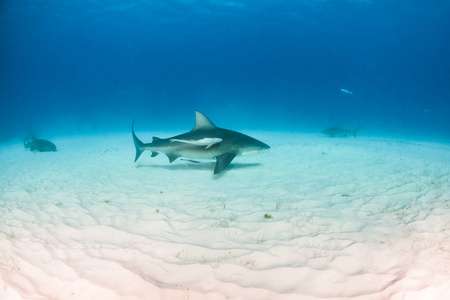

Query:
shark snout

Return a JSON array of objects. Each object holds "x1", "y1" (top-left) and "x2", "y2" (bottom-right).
[
  {"x1": 253, "y1": 138, "x2": 270, "y2": 150},
  {"x1": 261, "y1": 142, "x2": 270, "y2": 150},
  {"x1": 240, "y1": 139, "x2": 270, "y2": 156}
]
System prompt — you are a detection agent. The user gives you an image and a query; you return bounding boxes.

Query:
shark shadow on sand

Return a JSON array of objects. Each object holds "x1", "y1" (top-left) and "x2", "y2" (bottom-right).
[{"x1": 136, "y1": 161, "x2": 262, "y2": 172}]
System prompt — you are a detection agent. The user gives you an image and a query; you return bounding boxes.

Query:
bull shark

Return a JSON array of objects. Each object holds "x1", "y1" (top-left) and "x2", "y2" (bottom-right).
[
  {"x1": 321, "y1": 125, "x2": 361, "y2": 138},
  {"x1": 132, "y1": 111, "x2": 270, "y2": 174}
]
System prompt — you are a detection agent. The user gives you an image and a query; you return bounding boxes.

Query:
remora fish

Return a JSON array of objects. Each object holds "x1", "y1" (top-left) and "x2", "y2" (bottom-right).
[
  {"x1": 132, "y1": 111, "x2": 270, "y2": 174},
  {"x1": 321, "y1": 125, "x2": 361, "y2": 138},
  {"x1": 24, "y1": 136, "x2": 57, "y2": 152},
  {"x1": 340, "y1": 89, "x2": 353, "y2": 95}
]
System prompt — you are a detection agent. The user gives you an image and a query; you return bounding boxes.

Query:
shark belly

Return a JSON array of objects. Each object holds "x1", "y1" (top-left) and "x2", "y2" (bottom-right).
[{"x1": 177, "y1": 149, "x2": 219, "y2": 160}]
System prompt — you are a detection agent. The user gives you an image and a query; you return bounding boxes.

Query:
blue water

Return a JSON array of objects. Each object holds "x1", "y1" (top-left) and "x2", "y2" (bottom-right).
[{"x1": 1, "y1": 0, "x2": 449, "y2": 142}]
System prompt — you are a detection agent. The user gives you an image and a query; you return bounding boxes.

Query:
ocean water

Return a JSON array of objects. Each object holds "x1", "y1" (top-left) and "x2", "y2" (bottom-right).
[
  {"x1": 1, "y1": 0, "x2": 449, "y2": 141},
  {"x1": 1, "y1": 2, "x2": 450, "y2": 299}
]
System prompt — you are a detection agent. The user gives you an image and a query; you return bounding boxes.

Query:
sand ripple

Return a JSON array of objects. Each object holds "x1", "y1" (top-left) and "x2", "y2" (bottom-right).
[{"x1": 1, "y1": 134, "x2": 449, "y2": 299}]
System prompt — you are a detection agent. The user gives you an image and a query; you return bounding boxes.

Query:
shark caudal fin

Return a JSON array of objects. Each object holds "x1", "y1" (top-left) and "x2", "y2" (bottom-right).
[
  {"x1": 353, "y1": 126, "x2": 362, "y2": 137},
  {"x1": 132, "y1": 121, "x2": 145, "y2": 162}
]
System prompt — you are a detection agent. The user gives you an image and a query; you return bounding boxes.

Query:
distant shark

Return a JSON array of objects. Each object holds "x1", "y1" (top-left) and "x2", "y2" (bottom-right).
[
  {"x1": 132, "y1": 111, "x2": 270, "y2": 174},
  {"x1": 321, "y1": 125, "x2": 361, "y2": 138}
]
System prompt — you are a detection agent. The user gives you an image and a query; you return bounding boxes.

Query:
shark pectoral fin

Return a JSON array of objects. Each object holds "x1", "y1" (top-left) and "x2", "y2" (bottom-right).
[
  {"x1": 214, "y1": 153, "x2": 236, "y2": 174},
  {"x1": 166, "y1": 153, "x2": 180, "y2": 163}
]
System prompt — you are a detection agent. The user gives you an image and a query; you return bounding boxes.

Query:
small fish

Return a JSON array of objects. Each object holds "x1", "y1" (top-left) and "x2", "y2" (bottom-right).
[
  {"x1": 170, "y1": 137, "x2": 222, "y2": 149},
  {"x1": 24, "y1": 136, "x2": 57, "y2": 152},
  {"x1": 180, "y1": 159, "x2": 201, "y2": 164},
  {"x1": 340, "y1": 89, "x2": 353, "y2": 95}
]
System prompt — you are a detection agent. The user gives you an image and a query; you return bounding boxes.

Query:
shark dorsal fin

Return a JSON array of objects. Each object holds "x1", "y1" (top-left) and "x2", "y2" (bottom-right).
[{"x1": 192, "y1": 111, "x2": 216, "y2": 131}]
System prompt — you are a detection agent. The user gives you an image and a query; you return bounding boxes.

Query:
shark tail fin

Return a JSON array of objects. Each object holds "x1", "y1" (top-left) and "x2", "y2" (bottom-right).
[
  {"x1": 353, "y1": 126, "x2": 362, "y2": 137},
  {"x1": 132, "y1": 121, "x2": 145, "y2": 162}
]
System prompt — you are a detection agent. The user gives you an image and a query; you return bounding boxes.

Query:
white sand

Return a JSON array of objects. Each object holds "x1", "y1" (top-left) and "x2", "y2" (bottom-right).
[{"x1": 0, "y1": 132, "x2": 449, "y2": 300}]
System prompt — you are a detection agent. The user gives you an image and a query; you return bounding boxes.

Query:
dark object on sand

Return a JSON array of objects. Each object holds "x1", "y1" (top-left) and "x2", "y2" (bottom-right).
[
  {"x1": 24, "y1": 136, "x2": 57, "y2": 152},
  {"x1": 321, "y1": 125, "x2": 361, "y2": 138}
]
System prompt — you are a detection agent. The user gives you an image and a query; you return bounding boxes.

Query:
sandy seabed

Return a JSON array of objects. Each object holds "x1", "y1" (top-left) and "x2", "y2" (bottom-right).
[{"x1": 0, "y1": 132, "x2": 449, "y2": 300}]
